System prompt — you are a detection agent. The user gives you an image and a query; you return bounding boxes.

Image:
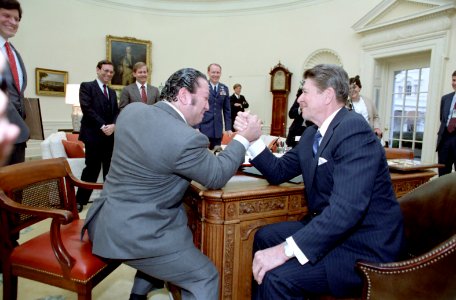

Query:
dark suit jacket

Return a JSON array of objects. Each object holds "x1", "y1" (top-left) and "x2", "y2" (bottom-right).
[
  {"x1": 119, "y1": 83, "x2": 159, "y2": 110},
  {"x1": 436, "y1": 91, "x2": 455, "y2": 151},
  {"x1": 3, "y1": 42, "x2": 29, "y2": 144},
  {"x1": 252, "y1": 108, "x2": 404, "y2": 296},
  {"x1": 78, "y1": 80, "x2": 119, "y2": 144},
  {"x1": 229, "y1": 93, "x2": 249, "y2": 126},
  {"x1": 83, "y1": 101, "x2": 246, "y2": 259},
  {"x1": 198, "y1": 82, "x2": 231, "y2": 138},
  {"x1": 286, "y1": 97, "x2": 313, "y2": 147}
]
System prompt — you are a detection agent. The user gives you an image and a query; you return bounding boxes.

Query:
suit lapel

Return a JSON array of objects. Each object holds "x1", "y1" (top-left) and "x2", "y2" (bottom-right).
[
  {"x1": 306, "y1": 108, "x2": 348, "y2": 193},
  {"x1": 146, "y1": 85, "x2": 155, "y2": 104}
]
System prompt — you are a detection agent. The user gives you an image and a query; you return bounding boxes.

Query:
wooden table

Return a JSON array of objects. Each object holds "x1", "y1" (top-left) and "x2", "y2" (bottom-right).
[{"x1": 184, "y1": 169, "x2": 436, "y2": 299}]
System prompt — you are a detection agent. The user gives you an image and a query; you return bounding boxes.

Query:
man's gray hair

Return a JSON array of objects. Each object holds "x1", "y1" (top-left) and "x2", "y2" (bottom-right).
[{"x1": 304, "y1": 64, "x2": 349, "y2": 104}]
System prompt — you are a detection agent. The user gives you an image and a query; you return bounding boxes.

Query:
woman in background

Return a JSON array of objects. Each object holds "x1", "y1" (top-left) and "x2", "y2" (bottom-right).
[{"x1": 349, "y1": 75, "x2": 383, "y2": 137}]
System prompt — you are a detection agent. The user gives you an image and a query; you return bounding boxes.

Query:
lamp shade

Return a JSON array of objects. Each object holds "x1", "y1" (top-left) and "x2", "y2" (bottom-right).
[{"x1": 65, "y1": 84, "x2": 80, "y2": 106}]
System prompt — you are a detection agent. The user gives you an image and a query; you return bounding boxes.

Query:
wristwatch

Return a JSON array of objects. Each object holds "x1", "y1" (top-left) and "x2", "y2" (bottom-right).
[{"x1": 284, "y1": 241, "x2": 294, "y2": 258}]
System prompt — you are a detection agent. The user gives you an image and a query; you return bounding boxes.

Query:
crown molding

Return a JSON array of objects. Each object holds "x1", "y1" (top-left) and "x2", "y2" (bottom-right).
[
  {"x1": 76, "y1": 0, "x2": 332, "y2": 16},
  {"x1": 353, "y1": 0, "x2": 455, "y2": 34}
]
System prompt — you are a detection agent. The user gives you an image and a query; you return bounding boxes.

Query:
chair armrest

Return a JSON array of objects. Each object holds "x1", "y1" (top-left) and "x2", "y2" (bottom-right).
[
  {"x1": 0, "y1": 190, "x2": 77, "y2": 274},
  {"x1": 356, "y1": 236, "x2": 456, "y2": 300}
]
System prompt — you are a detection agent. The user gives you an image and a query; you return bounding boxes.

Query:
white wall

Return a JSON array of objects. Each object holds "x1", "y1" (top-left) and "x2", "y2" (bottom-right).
[{"x1": 15, "y1": 0, "x2": 377, "y2": 126}]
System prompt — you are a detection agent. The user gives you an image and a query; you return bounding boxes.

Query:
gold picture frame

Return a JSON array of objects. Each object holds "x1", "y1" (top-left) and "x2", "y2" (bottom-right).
[
  {"x1": 35, "y1": 68, "x2": 68, "y2": 96},
  {"x1": 106, "y1": 35, "x2": 152, "y2": 90}
]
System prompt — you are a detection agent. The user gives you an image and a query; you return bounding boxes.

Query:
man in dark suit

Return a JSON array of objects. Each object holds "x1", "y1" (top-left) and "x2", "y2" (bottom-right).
[
  {"x1": 236, "y1": 64, "x2": 404, "y2": 299},
  {"x1": 436, "y1": 70, "x2": 456, "y2": 176},
  {"x1": 1, "y1": 0, "x2": 29, "y2": 165},
  {"x1": 76, "y1": 60, "x2": 119, "y2": 212},
  {"x1": 119, "y1": 61, "x2": 159, "y2": 110},
  {"x1": 229, "y1": 83, "x2": 249, "y2": 128},
  {"x1": 286, "y1": 87, "x2": 313, "y2": 148},
  {"x1": 198, "y1": 63, "x2": 232, "y2": 149},
  {"x1": 82, "y1": 68, "x2": 262, "y2": 299}
]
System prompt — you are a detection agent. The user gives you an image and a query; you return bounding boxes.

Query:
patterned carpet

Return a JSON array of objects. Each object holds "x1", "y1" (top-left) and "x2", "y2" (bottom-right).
[{"x1": 0, "y1": 203, "x2": 171, "y2": 300}]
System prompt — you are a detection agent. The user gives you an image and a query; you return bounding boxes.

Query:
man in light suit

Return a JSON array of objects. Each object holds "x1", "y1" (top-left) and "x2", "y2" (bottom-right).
[
  {"x1": 76, "y1": 60, "x2": 119, "y2": 212},
  {"x1": 119, "y1": 62, "x2": 159, "y2": 110},
  {"x1": 82, "y1": 68, "x2": 262, "y2": 300},
  {"x1": 0, "y1": 0, "x2": 29, "y2": 165},
  {"x1": 198, "y1": 63, "x2": 232, "y2": 149},
  {"x1": 236, "y1": 64, "x2": 404, "y2": 299},
  {"x1": 436, "y1": 70, "x2": 456, "y2": 176}
]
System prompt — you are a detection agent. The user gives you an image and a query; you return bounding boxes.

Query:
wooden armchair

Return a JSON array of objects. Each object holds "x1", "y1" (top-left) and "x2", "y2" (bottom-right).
[
  {"x1": 356, "y1": 172, "x2": 456, "y2": 299},
  {"x1": 0, "y1": 158, "x2": 120, "y2": 300}
]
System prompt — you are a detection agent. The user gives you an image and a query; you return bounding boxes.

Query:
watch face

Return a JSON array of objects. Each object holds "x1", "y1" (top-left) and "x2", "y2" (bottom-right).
[{"x1": 273, "y1": 70, "x2": 286, "y2": 90}]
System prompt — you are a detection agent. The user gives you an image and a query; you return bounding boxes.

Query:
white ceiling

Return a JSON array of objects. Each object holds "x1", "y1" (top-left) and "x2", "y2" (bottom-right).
[{"x1": 80, "y1": 0, "x2": 329, "y2": 16}]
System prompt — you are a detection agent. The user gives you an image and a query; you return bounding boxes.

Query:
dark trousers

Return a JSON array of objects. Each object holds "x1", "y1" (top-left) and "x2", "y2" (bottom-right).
[
  {"x1": 252, "y1": 221, "x2": 331, "y2": 300},
  {"x1": 438, "y1": 131, "x2": 456, "y2": 176},
  {"x1": 208, "y1": 137, "x2": 222, "y2": 150},
  {"x1": 76, "y1": 140, "x2": 113, "y2": 205},
  {"x1": 6, "y1": 142, "x2": 26, "y2": 166}
]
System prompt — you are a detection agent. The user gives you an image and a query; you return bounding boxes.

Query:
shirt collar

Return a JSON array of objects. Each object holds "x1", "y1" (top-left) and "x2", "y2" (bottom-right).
[
  {"x1": 136, "y1": 81, "x2": 146, "y2": 89},
  {"x1": 319, "y1": 107, "x2": 342, "y2": 137},
  {"x1": 163, "y1": 101, "x2": 187, "y2": 124}
]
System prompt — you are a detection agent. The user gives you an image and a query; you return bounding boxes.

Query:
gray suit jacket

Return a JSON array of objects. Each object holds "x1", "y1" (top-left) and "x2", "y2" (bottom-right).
[
  {"x1": 3, "y1": 42, "x2": 29, "y2": 144},
  {"x1": 119, "y1": 83, "x2": 159, "y2": 110},
  {"x1": 83, "y1": 101, "x2": 246, "y2": 259}
]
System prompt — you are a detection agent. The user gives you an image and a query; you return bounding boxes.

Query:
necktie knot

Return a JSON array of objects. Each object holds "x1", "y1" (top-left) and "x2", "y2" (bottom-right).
[
  {"x1": 140, "y1": 85, "x2": 147, "y2": 103},
  {"x1": 313, "y1": 130, "x2": 322, "y2": 156}
]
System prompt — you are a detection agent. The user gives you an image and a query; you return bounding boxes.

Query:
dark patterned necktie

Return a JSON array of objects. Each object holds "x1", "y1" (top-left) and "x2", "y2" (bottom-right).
[
  {"x1": 103, "y1": 84, "x2": 108, "y2": 98},
  {"x1": 141, "y1": 85, "x2": 147, "y2": 103},
  {"x1": 313, "y1": 130, "x2": 322, "y2": 156},
  {"x1": 448, "y1": 97, "x2": 456, "y2": 133}
]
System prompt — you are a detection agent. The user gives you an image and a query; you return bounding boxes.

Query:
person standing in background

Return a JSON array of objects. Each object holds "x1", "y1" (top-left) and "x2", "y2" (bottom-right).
[
  {"x1": 349, "y1": 75, "x2": 383, "y2": 137},
  {"x1": 76, "y1": 60, "x2": 119, "y2": 212},
  {"x1": 0, "y1": 0, "x2": 28, "y2": 165},
  {"x1": 198, "y1": 63, "x2": 232, "y2": 149},
  {"x1": 230, "y1": 83, "x2": 249, "y2": 129},
  {"x1": 286, "y1": 87, "x2": 313, "y2": 148},
  {"x1": 436, "y1": 70, "x2": 456, "y2": 176},
  {"x1": 119, "y1": 62, "x2": 159, "y2": 110}
]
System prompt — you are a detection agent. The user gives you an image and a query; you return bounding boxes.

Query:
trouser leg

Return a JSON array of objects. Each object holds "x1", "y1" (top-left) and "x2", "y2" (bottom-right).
[{"x1": 126, "y1": 246, "x2": 219, "y2": 300}]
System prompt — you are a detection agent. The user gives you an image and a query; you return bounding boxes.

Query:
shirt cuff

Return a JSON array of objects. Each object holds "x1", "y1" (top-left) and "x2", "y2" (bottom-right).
[
  {"x1": 247, "y1": 139, "x2": 266, "y2": 158},
  {"x1": 286, "y1": 236, "x2": 309, "y2": 265},
  {"x1": 233, "y1": 134, "x2": 250, "y2": 150}
]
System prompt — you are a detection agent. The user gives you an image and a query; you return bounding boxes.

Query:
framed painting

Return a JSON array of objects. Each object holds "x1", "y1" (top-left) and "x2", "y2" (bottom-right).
[
  {"x1": 106, "y1": 35, "x2": 151, "y2": 90},
  {"x1": 35, "y1": 68, "x2": 68, "y2": 96}
]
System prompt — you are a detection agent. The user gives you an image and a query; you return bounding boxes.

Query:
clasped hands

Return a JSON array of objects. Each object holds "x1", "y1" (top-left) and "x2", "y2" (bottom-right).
[
  {"x1": 101, "y1": 124, "x2": 115, "y2": 136},
  {"x1": 233, "y1": 111, "x2": 262, "y2": 142}
]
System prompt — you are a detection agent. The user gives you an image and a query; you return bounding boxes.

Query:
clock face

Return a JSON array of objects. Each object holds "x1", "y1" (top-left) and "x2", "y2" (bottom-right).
[{"x1": 273, "y1": 70, "x2": 286, "y2": 90}]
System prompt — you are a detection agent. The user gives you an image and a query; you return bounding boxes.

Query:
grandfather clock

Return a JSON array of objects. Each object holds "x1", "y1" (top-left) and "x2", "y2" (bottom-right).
[{"x1": 269, "y1": 62, "x2": 292, "y2": 136}]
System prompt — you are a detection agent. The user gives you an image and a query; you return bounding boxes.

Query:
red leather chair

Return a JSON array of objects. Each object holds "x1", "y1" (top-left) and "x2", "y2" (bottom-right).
[{"x1": 0, "y1": 158, "x2": 120, "y2": 300}]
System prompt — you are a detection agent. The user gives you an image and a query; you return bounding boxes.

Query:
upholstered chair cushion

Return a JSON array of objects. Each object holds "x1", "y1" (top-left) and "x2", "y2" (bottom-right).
[{"x1": 62, "y1": 140, "x2": 85, "y2": 158}]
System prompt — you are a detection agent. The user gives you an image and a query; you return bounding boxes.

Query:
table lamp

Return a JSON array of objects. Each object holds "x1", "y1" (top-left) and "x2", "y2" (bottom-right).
[{"x1": 65, "y1": 84, "x2": 82, "y2": 132}]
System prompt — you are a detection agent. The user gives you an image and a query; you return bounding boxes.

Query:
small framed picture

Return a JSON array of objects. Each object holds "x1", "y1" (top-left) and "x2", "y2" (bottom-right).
[
  {"x1": 35, "y1": 68, "x2": 68, "y2": 96},
  {"x1": 106, "y1": 35, "x2": 152, "y2": 90}
]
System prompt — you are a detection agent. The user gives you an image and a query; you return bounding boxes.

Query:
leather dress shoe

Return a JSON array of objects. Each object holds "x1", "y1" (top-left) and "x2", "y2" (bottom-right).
[{"x1": 77, "y1": 203, "x2": 83, "y2": 212}]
